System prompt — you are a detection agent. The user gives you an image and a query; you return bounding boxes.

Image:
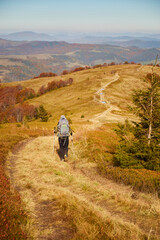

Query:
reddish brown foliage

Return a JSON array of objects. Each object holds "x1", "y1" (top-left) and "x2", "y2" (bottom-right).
[
  {"x1": 71, "y1": 66, "x2": 86, "y2": 72},
  {"x1": 61, "y1": 70, "x2": 69, "y2": 75},
  {"x1": 38, "y1": 78, "x2": 73, "y2": 96},
  {"x1": 0, "y1": 126, "x2": 53, "y2": 239},
  {"x1": 0, "y1": 164, "x2": 28, "y2": 239},
  {"x1": 0, "y1": 76, "x2": 73, "y2": 123},
  {"x1": 37, "y1": 85, "x2": 47, "y2": 96},
  {"x1": 146, "y1": 72, "x2": 160, "y2": 82},
  {"x1": 33, "y1": 72, "x2": 57, "y2": 79},
  {"x1": 93, "y1": 64, "x2": 102, "y2": 69},
  {"x1": 104, "y1": 167, "x2": 160, "y2": 196},
  {"x1": 1, "y1": 103, "x2": 36, "y2": 123},
  {"x1": 16, "y1": 88, "x2": 36, "y2": 102},
  {"x1": 108, "y1": 62, "x2": 116, "y2": 66},
  {"x1": 0, "y1": 85, "x2": 22, "y2": 110},
  {"x1": 0, "y1": 85, "x2": 36, "y2": 123}
]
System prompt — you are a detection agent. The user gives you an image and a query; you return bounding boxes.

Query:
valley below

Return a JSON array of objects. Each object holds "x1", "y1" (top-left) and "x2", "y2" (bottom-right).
[{"x1": 1, "y1": 38, "x2": 160, "y2": 82}]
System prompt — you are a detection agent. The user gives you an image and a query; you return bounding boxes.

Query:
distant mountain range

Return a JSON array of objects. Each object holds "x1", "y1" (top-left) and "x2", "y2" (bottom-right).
[
  {"x1": 0, "y1": 31, "x2": 160, "y2": 48},
  {"x1": 0, "y1": 38, "x2": 160, "y2": 82},
  {"x1": 72, "y1": 36, "x2": 160, "y2": 48},
  {"x1": 0, "y1": 31, "x2": 55, "y2": 41},
  {"x1": 0, "y1": 38, "x2": 160, "y2": 61}
]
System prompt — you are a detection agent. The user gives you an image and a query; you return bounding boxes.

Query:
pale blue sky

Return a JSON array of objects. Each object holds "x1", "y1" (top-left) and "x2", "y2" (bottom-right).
[{"x1": 0, "y1": 0, "x2": 160, "y2": 33}]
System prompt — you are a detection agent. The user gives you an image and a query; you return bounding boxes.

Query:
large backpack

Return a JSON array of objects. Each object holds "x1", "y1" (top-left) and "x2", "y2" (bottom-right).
[{"x1": 59, "y1": 119, "x2": 70, "y2": 137}]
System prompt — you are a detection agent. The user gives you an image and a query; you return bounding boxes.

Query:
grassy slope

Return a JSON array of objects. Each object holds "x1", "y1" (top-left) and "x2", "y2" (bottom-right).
[
  {"x1": 2, "y1": 64, "x2": 160, "y2": 239},
  {"x1": 6, "y1": 135, "x2": 160, "y2": 239},
  {"x1": 27, "y1": 64, "x2": 160, "y2": 125},
  {"x1": 3, "y1": 64, "x2": 160, "y2": 129}
]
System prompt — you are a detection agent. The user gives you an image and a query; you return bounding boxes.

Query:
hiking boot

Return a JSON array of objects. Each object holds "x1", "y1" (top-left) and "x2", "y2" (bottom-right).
[{"x1": 64, "y1": 154, "x2": 68, "y2": 161}]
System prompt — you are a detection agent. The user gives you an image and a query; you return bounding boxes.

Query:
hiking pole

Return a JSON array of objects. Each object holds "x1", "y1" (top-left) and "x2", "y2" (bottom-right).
[
  {"x1": 53, "y1": 132, "x2": 55, "y2": 154},
  {"x1": 70, "y1": 133, "x2": 77, "y2": 169},
  {"x1": 53, "y1": 127, "x2": 56, "y2": 154}
]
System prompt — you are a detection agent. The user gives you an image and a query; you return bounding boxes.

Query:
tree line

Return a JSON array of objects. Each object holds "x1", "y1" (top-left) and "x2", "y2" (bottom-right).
[{"x1": 0, "y1": 77, "x2": 73, "y2": 123}]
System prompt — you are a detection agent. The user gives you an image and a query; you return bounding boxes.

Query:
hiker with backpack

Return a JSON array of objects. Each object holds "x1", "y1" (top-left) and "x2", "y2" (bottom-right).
[{"x1": 55, "y1": 115, "x2": 72, "y2": 161}]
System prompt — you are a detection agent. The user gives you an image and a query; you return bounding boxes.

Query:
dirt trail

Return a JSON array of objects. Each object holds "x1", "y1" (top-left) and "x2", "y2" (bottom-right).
[
  {"x1": 6, "y1": 136, "x2": 160, "y2": 239},
  {"x1": 5, "y1": 69, "x2": 160, "y2": 239},
  {"x1": 6, "y1": 138, "x2": 75, "y2": 240},
  {"x1": 90, "y1": 73, "x2": 136, "y2": 129}
]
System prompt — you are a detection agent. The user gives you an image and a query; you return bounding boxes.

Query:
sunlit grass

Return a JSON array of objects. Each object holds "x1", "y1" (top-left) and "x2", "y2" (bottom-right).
[
  {"x1": 6, "y1": 136, "x2": 160, "y2": 239},
  {"x1": 2, "y1": 64, "x2": 160, "y2": 239},
  {"x1": 5, "y1": 64, "x2": 160, "y2": 127}
]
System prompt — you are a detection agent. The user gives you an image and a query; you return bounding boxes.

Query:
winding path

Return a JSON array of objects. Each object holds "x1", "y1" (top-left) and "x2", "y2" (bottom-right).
[
  {"x1": 6, "y1": 136, "x2": 160, "y2": 239},
  {"x1": 90, "y1": 72, "x2": 138, "y2": 128},
  {"x1": 5, "y1": 67, "x2": 160, "y2": 239},
  {"x1": 90, "y1": 73, "x2": 125, "y2": 128}
]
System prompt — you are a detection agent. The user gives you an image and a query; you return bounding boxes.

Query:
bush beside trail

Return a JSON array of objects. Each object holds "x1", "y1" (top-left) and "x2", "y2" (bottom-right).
[
  {"x1": 0, "y1": 125, "x2": 52, "y2": 239},
  {"x1": 75, "y1": 126, "x2": 160, "y2": 197},
  {"x1": 104, "y1": 167, "x2": 160, "y2": 197},
  {"x1": 0, "y1": 164, "x2": 28, "y2": 239}
]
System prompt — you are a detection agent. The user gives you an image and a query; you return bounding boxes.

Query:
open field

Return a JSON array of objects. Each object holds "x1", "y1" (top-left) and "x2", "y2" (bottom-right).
[
  {"x1": 25, "y1": 64, "x2": 160, "y2": 126},
  {"x1": 1, "y1": 64, "x2": 160, "y2": 239},
  {"x1": 3, "y1": 64, "x2": 160, "y2": 129},
  {"x1": 5, "y1": 135, "x2": 160, "y2": 239}
]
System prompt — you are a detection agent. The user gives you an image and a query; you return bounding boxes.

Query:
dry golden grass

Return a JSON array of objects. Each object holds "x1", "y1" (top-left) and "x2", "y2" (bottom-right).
[
  {"x1": 6, "y1": 136, "x2": 160, "y2": 239},
  {"x1": 3, "y1": 64, "x2": 160, "y2": 129},
  {"x1": 4, "y1": 64, "x2": 160, "y2": 239},
  {"x1": 27, "y1": 64, "x2": 160, "y2": 126}
]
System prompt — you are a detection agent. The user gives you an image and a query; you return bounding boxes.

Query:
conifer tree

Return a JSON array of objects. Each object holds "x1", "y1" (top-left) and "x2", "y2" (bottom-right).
[
  {"x1": 38, "y1": 105, "x2": 49, "y2": 122},
  {"x1": 132, "y1": 72, "x2": 160, "y2": 146},
  {"x1": 115, "y1": 58, "x2": 160, "y2": 171}
]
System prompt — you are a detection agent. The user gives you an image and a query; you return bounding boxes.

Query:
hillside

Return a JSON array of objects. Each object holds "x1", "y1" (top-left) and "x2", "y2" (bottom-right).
[
  {"x1": 2, "y1": 64, "x2": 160, "y2": 130},
  {"x1": 0, "y1": 39, "x2": 160, "y2": 82},
  {"x1": 1, "y1": 64, "x2": 160, "y2": 239},
  {"x1": 21, "y1": 64, "x2": 160, "y2": 125},
  {"x1": 1, "y1": 31, "x2": 160, "y2": 48},
  {"x1": 1, "y1": 39, "x2": 160, "y2": 58},
  {"x1": 4, "y1": 64, "x2": 160, "y2": 127}
]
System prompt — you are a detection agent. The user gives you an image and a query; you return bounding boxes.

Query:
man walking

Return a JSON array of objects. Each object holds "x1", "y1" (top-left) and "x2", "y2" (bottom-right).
[{"x1": 56, "y1": 115, "x2": 72, "y2": 161}]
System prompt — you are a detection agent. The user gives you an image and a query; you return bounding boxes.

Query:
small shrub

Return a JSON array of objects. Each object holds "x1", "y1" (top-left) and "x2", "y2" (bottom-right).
[{"x1": 104, "y1": 167, "x2": 160, "y2": 196}]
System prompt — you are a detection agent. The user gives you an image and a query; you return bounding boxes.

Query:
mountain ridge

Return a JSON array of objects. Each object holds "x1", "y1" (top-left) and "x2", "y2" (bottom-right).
[
  {"x1": 1, "y1": 38, "x2": 160, "y2": 57},
  {"x1": 0, "y1": 38, "x2": 160, "y2": 82},
  {"x1": 1, "y1": 31, "x2": 160, "y2": 48}
]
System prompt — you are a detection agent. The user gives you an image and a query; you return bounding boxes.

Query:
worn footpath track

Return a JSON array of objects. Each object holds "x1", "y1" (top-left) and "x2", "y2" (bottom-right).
[
  {"x1": 6, "y1": 136, "x2": 160, "y2": 240},
  {"x1": 5, "y1": 69, "x2": 160, "y2": 239},
  {"x1": 90, "y1": 73, "x2": 137, "y2": 128}
]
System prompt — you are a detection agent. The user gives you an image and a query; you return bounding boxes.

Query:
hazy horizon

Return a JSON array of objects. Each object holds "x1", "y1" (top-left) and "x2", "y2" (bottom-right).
[
  {"x1": 0, "y1": 30, "x2": 160, "y2": 36},
  {"x1": 0, "y1": 0, "x2": 160, "y2": 34}
]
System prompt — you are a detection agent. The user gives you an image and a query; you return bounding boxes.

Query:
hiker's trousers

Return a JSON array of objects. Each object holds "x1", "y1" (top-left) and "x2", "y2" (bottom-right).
[{"x1": 58, "y1": 136, "x2": 69, "y2": 160}]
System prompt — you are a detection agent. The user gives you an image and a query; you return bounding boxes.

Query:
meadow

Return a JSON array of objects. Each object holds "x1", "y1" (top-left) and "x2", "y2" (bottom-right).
[{"x1": 1, "y1": 64, "x2": 160, "y2": 239}]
